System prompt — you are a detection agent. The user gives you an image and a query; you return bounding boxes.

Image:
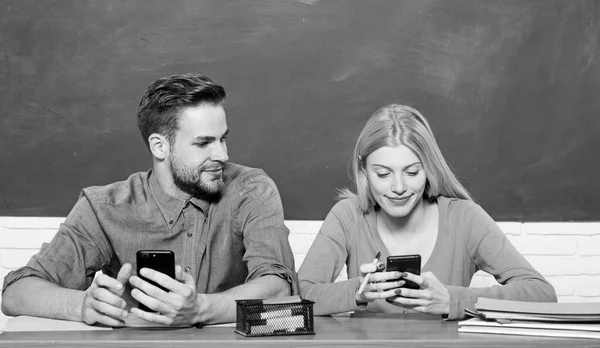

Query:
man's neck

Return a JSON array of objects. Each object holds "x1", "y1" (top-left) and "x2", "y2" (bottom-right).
[{"x1": 153, "y1": 164, "x2": 192, "y2": 201}]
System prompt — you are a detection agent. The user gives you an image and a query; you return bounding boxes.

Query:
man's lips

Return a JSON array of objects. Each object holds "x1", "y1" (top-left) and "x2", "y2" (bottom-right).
[{"x1": 203, "y1": 167, "x2": 223, "y2": 173}]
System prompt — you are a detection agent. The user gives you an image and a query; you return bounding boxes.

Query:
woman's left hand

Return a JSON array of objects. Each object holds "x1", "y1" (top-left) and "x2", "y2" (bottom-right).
[{"x1": 385, "y1": 271, "x2": 450, "y2": 316}]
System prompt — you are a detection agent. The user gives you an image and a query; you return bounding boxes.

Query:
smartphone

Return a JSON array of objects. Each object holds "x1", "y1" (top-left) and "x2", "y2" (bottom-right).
[
  {"x1": 136, "y1": 250, "x2": 175, "y2": 312},
  {"x1": 385, "y1": 254, "x2": 421, "y2": 290}
]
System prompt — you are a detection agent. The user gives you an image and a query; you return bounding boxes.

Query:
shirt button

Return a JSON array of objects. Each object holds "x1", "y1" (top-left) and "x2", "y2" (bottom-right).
[
  {"x1": 168, "y1": 220, "x2": 174, "y2": 225},
  {"x1": 187, "y1": 231, "x2": 193, "y2": 237},
  {"x1": 185, "y1": 266, "x2": 191, "y2": 273}
]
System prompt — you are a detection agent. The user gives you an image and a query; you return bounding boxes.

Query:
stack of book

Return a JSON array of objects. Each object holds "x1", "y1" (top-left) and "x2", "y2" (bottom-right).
[{"x1": 458, "y1": 298, "x2": 600, "y2": 339}]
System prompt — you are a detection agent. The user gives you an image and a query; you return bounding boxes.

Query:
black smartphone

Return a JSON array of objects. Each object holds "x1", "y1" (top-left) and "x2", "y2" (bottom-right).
[
  {"x1": 136, "y1": 250, "x2": 175, "y2": 312},
  {"x1": 385, "y1": 254, "x2": 421, "y2": 290}
]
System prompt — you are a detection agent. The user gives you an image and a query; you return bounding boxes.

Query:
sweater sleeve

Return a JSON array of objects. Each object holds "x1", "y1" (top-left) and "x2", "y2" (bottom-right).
[
  {"x1": 297, "y1": 203, "x2": 364, "y2": 315},
  {"x1": 446, "y1": 203, "x2": 557, "y2": 320}
]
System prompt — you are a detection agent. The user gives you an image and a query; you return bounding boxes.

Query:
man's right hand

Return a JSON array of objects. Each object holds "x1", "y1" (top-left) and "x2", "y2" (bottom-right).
[{"x1": 81, "y1": 263, "x2": 132, "y2": 327}]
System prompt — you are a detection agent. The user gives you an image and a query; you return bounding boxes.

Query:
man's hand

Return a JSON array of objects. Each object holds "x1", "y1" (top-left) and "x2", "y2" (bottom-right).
[
  {"x1": 129, "y1": 265, "x2": 199, "y2": 326},
  {"x1": 355, "y1": 261, "x2": 405, "y2": 304},
  {"x1": 385, "y1": 271, "x2": 450, "y2": 315},
  {"x1": 81, "y1": 263, "x2": 132, "y2": 327}
]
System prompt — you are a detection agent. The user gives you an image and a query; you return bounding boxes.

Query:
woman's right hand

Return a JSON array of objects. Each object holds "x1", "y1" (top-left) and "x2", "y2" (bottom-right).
[{"x1": 355, "y1": 261, "x2": 406, "y2": 304}]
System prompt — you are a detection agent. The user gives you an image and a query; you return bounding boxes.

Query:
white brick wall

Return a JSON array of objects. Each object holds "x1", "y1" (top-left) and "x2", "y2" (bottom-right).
[
  {"x1": 1, "y1": 217, "x2": 600, "y2": 330},
  {"x1": 469, "y1": 222, "x2": 600, "y2": 301}
]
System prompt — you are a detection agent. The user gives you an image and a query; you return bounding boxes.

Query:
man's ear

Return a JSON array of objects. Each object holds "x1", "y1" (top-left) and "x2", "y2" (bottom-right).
[{"x1": 148, "y1": 133, "x2": 169, "y2": 160}]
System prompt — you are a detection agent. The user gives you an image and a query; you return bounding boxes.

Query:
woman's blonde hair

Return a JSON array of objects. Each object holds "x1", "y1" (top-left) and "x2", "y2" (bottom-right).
[{"x1": 339, "y1": 104, "x2": 472, "y2": 213}]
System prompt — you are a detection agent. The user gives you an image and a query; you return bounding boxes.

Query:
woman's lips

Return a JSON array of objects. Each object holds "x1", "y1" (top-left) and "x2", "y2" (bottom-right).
[{"x1": 386, "y1": 194, "x2": 412, "y2": 204}]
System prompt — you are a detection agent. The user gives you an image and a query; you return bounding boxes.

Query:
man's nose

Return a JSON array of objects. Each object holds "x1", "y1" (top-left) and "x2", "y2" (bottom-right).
[{"x1": 211, "y1": 142, "x2": 229, "y2": 163}]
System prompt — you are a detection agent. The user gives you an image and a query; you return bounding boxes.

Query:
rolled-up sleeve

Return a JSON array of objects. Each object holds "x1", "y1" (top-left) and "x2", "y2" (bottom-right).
[
  {"x1": 2, "y1": 194, "x2": 111, "y2": 294},
  {"x1": 234, "y1": 171, "x2": 298, "y2": 294}
]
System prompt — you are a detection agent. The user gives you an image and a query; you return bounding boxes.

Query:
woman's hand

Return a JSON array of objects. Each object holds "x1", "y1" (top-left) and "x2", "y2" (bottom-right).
[
  {"x1": 355, "y1": 261, "x2": 405, "y2": 305},
  {"x1": 386, "y1": 271, "x2": 450, "y2": 315}
]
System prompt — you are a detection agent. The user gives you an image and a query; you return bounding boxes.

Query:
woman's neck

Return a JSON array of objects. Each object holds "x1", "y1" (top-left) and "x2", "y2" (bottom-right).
[{"x1": 377, "y1": 197, "x2": 439, "y2": 264}]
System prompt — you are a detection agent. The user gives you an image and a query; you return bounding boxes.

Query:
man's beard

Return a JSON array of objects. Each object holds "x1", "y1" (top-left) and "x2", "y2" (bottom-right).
[{"x1": 168, "y1": 154, "x2": 225, "y2": 200}]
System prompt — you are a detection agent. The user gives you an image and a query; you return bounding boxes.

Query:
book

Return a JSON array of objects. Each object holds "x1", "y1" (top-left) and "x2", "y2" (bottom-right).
[
  {"x1": 467, "y1": 308, "x2": 600, "y2": 323},
  {"x1": 458, "y1": 318, "x2": 600, "y2": 339},
  {"x1": 461, "y1": 298, "x2": 600, "y2": 339},
  {"x1": 475, "y1": 298, "x2": 600, "y2": 316},
  {"x1": 468, "y1": 298, "x2": 600, "y2": 323}
]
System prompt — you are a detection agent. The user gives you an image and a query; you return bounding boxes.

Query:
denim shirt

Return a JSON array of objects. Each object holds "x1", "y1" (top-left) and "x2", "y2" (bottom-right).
[{"x1": 3, "y1": 163, "x2": 298, "y2": 297}]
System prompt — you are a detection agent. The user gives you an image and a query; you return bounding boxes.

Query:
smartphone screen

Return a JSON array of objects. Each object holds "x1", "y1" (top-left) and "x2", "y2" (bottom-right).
[
  {"x1": 385, "y1": 254, "x2": 421, "y2": 290},
  {"x1": 136, "y1": 250, "x2": 175, "y2": 312}
]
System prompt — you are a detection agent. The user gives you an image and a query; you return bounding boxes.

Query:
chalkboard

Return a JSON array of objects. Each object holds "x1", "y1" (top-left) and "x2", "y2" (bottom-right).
[{"x1": 1, "y1": 0, "x2": 599, "y2": 221}]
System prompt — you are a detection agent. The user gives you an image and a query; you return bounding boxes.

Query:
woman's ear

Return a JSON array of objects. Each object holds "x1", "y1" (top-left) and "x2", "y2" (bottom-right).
[{"x1": 148, "y1": 133, "x2": 169, "y2": 160}]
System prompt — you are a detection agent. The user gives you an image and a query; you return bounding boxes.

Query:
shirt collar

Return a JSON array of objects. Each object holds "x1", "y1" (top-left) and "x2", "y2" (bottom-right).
[{"x1": 148, "y1": 171, "x2": 210, "y2": 229}]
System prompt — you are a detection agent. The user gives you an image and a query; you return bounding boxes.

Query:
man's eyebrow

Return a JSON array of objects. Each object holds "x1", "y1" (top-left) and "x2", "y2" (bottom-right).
[
  {"x1": 372, "y1": 161, "x2": 422, "y2": 170},
  {"x1": 193, "y1": 136, "x2": 215, "y2": 142},
  {"x1": 193, "y1": 129, "x2": 229, "y2": 142}
]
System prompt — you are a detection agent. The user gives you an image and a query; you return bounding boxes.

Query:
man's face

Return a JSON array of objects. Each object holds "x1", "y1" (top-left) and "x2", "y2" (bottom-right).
[{"x1": 168, "y1": 104, "x2": 229, "y2": 199}]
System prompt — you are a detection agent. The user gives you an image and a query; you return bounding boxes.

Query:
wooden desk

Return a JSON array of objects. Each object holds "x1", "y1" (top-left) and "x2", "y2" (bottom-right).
[{"x1": 0, "y1": 313, "x2": 596, "y2": 347}]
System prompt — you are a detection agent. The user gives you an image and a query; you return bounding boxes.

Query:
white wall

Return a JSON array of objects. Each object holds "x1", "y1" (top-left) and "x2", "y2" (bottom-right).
[{"x1": 1, "y1": 217, "x2": 600, "y2": 330}]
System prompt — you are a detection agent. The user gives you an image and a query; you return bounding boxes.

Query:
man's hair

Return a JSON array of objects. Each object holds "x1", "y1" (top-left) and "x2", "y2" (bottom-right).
[
  {"x1": 338, "y1": 104, "x2": 472, "y2": 213},
  {"x1": 136, "y1": 73, "x2": 226, "y2": 149}
]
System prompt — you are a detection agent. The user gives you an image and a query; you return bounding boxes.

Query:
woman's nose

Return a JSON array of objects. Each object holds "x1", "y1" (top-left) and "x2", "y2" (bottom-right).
[{"x1": 391, "y1": 177, "x2": 406, "y2": 194}]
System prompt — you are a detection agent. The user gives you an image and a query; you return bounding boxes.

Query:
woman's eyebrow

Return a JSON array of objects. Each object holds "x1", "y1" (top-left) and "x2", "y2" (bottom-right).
[{"x1": 371, "y1": 161, "x2": 421, "y2": 170}]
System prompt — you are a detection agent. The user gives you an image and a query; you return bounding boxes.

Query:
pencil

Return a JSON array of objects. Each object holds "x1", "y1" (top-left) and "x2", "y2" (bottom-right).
[{"x1": 357, "y1": 251, "x2": 381, "y2": 295}]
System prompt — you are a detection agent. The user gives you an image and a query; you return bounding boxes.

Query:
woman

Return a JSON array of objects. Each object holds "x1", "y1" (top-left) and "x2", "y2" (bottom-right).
[{"x1": 298, "y1": 104, "x2": 556, "y2": 320}]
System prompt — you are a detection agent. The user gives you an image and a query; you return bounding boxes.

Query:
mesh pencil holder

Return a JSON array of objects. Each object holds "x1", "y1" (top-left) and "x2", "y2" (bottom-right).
[{"x1": 235, "y1": 299, "x2": 315, "y2": 337}]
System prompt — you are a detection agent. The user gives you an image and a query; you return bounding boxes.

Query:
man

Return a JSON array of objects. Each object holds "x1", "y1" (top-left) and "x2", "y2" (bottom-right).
[{"x1": 1, "y1": 73, "x2": 297, "y2": 327}]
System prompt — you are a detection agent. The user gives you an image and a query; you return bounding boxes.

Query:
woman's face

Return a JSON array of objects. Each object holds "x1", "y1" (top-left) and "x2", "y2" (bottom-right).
[{"x1": 365, "y1": 145, "x2": 427, "y2": 219}]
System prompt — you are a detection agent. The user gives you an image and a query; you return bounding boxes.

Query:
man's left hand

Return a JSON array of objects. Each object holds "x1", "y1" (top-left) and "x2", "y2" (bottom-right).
[{"x1": 128, "y1": 265, "x2": 199, "y2": 326}]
